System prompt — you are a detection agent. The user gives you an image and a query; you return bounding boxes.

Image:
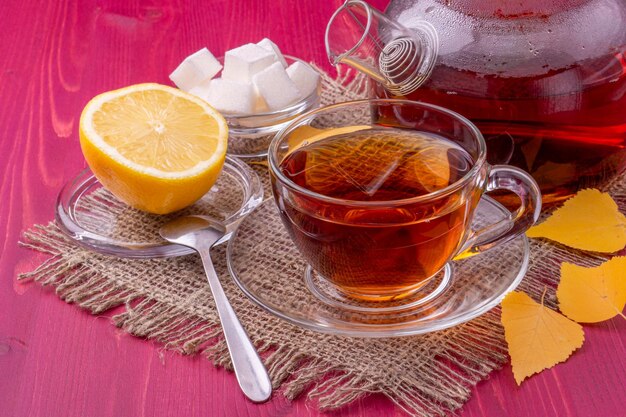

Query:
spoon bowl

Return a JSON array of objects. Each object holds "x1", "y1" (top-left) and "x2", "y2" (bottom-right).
[{"x1": 159, "y1": 215, "x2": 226, "y2": 249}]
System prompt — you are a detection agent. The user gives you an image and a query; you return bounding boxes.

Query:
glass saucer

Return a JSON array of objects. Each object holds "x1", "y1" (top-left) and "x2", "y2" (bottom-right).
[
  {"x1": 227, "y1": 196, "x2": 529, "y2": 338},
  {"x1": 56, "y1": 156, "x2": 263, "y2": 259}
]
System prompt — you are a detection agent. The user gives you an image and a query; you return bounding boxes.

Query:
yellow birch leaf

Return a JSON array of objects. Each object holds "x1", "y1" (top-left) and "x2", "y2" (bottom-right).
[
  {"x1": 501, "y1": 291, "x2": 585, "y2": 385},
  {"x1": 557, "y1": 257, "x2": 626, "y2": 323},
  {"x1": 526, "y1": 189, "x2": 626, "y2": 252}
]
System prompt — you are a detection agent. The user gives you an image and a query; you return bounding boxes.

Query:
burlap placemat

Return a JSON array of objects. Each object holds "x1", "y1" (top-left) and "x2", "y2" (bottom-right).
[{"x1": 19, "y1": 69, "x2": 626, "y2": 417}]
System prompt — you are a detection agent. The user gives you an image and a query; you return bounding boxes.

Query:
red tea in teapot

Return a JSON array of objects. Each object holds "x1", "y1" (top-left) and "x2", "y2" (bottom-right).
[{"x1": 375, "y1": 54, "x2": 626, "y2": 204}]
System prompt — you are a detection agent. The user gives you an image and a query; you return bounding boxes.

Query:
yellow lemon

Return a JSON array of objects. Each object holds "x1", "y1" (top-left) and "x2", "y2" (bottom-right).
[{"x1": 79, "y1": 83, "x2": 228, "y2": 214}]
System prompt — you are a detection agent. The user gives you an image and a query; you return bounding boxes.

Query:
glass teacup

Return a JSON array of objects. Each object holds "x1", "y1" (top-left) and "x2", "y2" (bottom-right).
[{"x1": 268, "y1": 99, "x2": 541, "y2": 301}]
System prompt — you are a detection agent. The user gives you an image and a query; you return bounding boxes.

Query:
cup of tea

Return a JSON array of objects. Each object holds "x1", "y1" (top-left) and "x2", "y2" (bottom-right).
[{"x1": 268, "y1": 99, "x2": 541, "y2": 302}]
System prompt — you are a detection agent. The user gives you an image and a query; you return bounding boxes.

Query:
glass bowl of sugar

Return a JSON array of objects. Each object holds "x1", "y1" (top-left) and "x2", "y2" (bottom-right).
[
  {"x1": 210, "y1": 55, "x2": 321, "y2": 159},
  {"x1": 170, "y1": 42, "x2": 322, "y2": 158}
]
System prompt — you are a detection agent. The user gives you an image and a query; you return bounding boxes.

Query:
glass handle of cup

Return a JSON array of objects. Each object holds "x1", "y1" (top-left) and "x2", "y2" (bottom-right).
[{"x1": 458, "y1": 165, "x2": 542, "y2": 258}]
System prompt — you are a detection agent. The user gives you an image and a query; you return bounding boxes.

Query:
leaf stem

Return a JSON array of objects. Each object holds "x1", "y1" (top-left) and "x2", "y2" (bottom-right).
[{"x1": 540, "y1": 286, "x2": 548, "y2": 306}]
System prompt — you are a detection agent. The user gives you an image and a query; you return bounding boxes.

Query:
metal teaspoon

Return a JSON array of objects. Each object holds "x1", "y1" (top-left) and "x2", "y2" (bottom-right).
[{"x1": 159, "y1": 215, "x2": 272, "y2": 403}]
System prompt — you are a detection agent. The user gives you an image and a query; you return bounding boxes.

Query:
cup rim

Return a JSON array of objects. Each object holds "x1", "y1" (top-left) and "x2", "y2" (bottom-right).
[{"x1": 268, "y1": 98, "x2": 487, "y2": 207}]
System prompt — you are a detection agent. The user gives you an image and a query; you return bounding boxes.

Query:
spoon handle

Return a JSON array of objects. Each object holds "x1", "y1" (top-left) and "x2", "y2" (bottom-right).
[{"x1": 197, "y1": 247, "x2": 272, "y2": 403}]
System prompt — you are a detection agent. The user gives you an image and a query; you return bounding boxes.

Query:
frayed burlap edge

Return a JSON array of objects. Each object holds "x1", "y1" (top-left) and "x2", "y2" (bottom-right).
[{"x1": 18, "y1": 68, "x2": 626, "y2": 417}]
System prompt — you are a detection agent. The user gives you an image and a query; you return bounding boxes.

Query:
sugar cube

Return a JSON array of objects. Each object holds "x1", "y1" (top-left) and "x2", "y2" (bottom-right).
[
  {"x1": 286, "y1": 62, "x2": 320, "y2": 99},
  {"x1": 189, "y1": 79, "x2": 212, "y2": 101},
  {"x1": 257, "y1": 38, "x2": 288, "y2": 68},
  {"x1": 169, "y1": 48, "x2": 222, "y2": 92},
  {"x1": 206, "y1": 78, "x2": 255, "y2": 115},
  {"x1": 253, "y1": 62, "x2": 301, "y2": 111},
  {"x1": 222, "y1": 43, "x2": 276, "y2": 83}
]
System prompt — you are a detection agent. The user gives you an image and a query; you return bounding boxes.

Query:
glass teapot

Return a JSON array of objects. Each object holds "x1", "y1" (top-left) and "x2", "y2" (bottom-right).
[{"x1": 326, "y1": 0, "x2": 626, "y2": 204}]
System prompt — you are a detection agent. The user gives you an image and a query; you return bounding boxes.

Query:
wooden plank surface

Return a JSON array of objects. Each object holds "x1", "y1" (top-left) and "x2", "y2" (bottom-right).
[{"x1": 0, "y1": 1, "x2": 624, "y2": 416}]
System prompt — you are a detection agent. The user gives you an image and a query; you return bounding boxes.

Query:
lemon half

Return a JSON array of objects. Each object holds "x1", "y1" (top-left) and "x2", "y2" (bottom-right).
[{"x1": 79, "y1": 83, "x2": 228, "y2": 214}]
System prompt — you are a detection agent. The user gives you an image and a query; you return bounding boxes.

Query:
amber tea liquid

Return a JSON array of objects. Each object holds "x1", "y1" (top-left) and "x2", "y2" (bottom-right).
[{"x1": 275, "y1": 128, "x2": 476, "y2": 300}]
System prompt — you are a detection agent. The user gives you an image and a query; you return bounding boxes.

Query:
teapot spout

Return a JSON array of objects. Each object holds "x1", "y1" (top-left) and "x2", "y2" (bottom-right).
[{"x1": 325, "y1": 0, "x2": 439, "y2": 96}]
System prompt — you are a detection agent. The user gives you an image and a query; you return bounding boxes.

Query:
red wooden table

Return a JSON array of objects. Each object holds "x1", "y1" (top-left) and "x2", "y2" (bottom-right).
[{"x1": 1, "y1": 1, "x2": 624, "y2": 416}]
